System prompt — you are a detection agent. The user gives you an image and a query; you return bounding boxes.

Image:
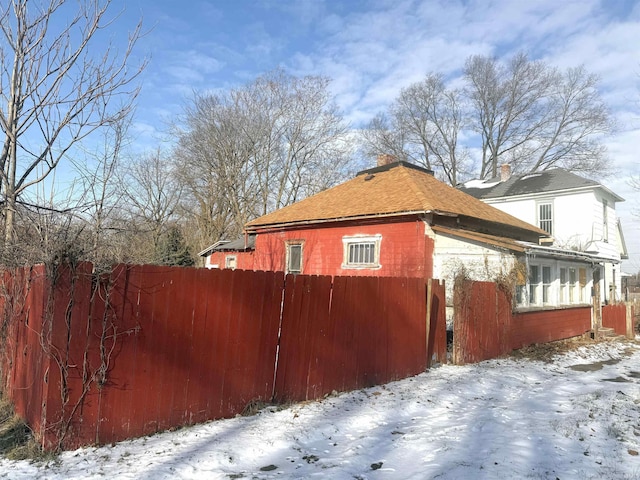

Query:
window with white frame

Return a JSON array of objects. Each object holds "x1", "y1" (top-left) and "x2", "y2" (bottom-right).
[
  {"x1": 538, "y1": 202, "x2": 553, "y2": 235},
  {"x1": 529, "y1": 265, "x2": 540, "y2": 305},
  {"x1": 542, "y1": 266, "x2": 552, "y2": 304},
  {"x1": 342, "y1": 235, "x2": 381, "y2": 269},
  {"x1": 579, "y1": 268, "x2": 587, "y2": 303},
  {"x1": 520, "y1": 262, "x2": 591, "y2": 309},
  {"x1": 569, "y1": 268, "x2": 577, "y2": 303},
  {"x1": 286, "y1": 242, "x2": 303, "y2": 274},
  {"x1": 225, "y1": 255, "x2": 237, "y2": 270},
  {"x1": 559, "y1": 268, "x2": 568, "y2": 304}
]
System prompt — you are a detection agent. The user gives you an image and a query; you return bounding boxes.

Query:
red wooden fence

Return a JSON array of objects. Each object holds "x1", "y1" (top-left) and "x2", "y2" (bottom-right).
[
  {"x1": 453, "y1": 280, "x2": 592, "y2": 364},
  {"x1": 274, "y1": 275, "x2": 429, "y2": 402},
  {"x1": 0, "y1": 263, "x2": 444, "y2": 450},
  {"x1": 602, "y1": 304, "x2": 627, "y2": 336}
]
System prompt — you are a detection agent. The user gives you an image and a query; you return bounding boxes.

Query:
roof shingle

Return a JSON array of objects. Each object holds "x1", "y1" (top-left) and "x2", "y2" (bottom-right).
[
  {"x1": 245, "y1": 162, "x2": 546, "y2": 236},
  {"x1": 461, "y1": 168, "x2": 624, "y2": 202}
]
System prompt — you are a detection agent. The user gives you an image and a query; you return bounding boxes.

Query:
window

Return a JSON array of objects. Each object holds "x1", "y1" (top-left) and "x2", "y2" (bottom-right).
[
  {"x1": 542, "y1": 266, "x2": 552, "y2": 304},
  {"x1": 579, "y1": 268, "x2": 587, "y2": 303},
  {"x1": 602, "y1": 199, "x2": 609, "y2": 242},
  {"x1": 538, "y1": 202, "x2": 553, "y2": 235},
  {"x1": 559, "y1": 268, "x2": 568, "y2": 304},
  {"x1": 342, "y1": 235, "x2": 381, "y2": 269},
  {"x1": 569, "y1": 268, "x2": 577, "y2": 303},
  {"x1": 225, "y1": 255, "x2": 237, "y2": 270},
  {"x1": 529, "y1": 265, "x2": 540, "y2": 305},
  {"x1": 286, "y1": 243, "x2": 303, "y2": 274},
  {"x1": 515, "y1": 263, "x2": 527, "y2": 306}
]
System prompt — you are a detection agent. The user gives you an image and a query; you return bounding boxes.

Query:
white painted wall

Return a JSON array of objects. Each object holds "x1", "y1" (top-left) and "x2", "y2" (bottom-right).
[
  {"x1": 432, "y1": 229, "x2": 517, "y2": 306},
  {"x1": 484, "y1": 188, "x2": 624, "y2": 302}
]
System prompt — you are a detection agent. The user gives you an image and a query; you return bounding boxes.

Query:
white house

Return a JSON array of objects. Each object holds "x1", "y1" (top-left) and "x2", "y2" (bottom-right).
[{"x1": 460, "y1": 166, "x2": 628, "y2": 304}]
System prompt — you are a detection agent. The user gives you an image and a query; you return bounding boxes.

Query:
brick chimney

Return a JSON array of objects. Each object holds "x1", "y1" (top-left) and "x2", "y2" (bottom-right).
[
  {"x1": 376, "y1": 154, "x2": 396, "y2": 167},
  {"x1": 500, "y1": 164, "x2": 511, "y2": 182}
]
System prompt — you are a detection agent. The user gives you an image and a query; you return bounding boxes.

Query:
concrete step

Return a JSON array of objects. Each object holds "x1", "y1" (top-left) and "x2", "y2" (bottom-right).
[{"x1": 592, "y1": 327, "x2": 621, "y2": 340}]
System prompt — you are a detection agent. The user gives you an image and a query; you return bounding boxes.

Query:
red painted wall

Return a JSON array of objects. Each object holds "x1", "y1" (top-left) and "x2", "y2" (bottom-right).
[
  {"x1": 511, "y1": 307, "x2": 591, "y2": 350},
  {"x1": 252, "y1": 218, "x2": 434, "y2": 278},
  {"x1": 205, "y1": 251, "x2": 254, "y2": 270}
]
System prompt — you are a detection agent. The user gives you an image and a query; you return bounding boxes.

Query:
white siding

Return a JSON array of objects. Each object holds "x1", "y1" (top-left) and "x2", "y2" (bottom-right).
[
  {"x1": 485, "y1": 188, "x2": 623, "y2": 302},
  {"x1": 433, "y1": 231, "x2": 517, "y2": 303}
]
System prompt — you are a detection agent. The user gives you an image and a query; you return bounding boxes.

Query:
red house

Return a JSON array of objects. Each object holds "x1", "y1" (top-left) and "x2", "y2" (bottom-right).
[{"x1": 202, "y1": 161, "x2": 549, "y2": 283}]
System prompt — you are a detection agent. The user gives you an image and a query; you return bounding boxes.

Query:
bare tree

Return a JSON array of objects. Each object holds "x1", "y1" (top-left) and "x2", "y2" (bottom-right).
[
  {"x1": 465, "y1": 52, "x2": 611, "y2": 178},
  {"x1": 122, "y1": 149, "x2": 183, "y2": 263},
  {"x1": 175, "y1": 69, "x2": 353, "y2": 248},
  {"x1": 0, "y1": 0, "x2": 145, "y2": 250},
  {"x1": 71, "y1": 119, "x2": 131, "y2": 268},
  {"x1": 365, "y1": 52, "x2": 612, "y2": 184},
  {"x1": 362, "y1": 74, "x2": 470, "y2": 184}
]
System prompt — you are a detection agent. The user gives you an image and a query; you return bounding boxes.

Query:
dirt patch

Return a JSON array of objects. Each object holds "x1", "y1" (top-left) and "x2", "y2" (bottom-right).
[
  {"x1": 601, "y1": 376, "x2": 631, "y2": 383},
  {"x1": 509, "y1": 336, "x2": 599, "y2": 363},
  {"x1": 569, "y1": 358, "x2": 622, "y2": 372}
]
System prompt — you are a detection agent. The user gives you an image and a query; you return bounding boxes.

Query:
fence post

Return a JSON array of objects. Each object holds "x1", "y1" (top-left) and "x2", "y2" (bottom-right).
[
  {"x1": 626, "y1": 302, "x2": 634, "y2": 339},
  {"x1": 426, "y1": 279, "x2": 432, "y2": 368}
]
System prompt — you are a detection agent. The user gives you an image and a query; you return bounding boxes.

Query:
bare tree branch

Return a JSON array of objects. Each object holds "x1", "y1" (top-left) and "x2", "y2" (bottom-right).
[{"x1": 0, "y1": 0, "x2": 146, "y2": 248}]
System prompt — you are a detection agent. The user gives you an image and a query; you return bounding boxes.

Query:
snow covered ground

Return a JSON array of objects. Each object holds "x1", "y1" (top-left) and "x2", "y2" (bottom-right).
[{"x1": 2, "y1": 339, "x2": 640, "y2": 480}]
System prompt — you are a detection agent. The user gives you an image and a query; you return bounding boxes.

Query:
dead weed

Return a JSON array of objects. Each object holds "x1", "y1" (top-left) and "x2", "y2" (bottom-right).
[
  {"x1": 510, "y1": 335, "x2": 600, "y2": 363},
  {"x1": 0, "y1": 393, "x2": 49, "y2": 461}
]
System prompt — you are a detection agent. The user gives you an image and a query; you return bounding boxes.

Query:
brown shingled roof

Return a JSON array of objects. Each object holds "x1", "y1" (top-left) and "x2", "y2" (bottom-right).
[{"x1": 245, "y1": 162, "x2": 547, "y2": 237}]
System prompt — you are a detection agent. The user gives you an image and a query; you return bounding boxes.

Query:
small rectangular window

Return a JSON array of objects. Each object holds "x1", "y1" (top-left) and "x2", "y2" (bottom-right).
[
  {"x1": 225, "y1": 255, "x2": 237, "y2": 270},
  {"x1": 342, "y1": 235, "x2": 381, "y2": 269},
  {"x1": 348, "y1": 242, "x2": 376, "y2": 265},
  {"x1": 286, "y1": 243, "x2": 303, "y2": 274},
  {"x1": 538, "y1": 203, "x2": 553, "y2": 235}
]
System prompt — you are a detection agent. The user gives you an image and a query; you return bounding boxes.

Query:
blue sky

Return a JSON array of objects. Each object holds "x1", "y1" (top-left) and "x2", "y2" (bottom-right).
[{"x1": 107, "y1": 0, "x2": 640, "y2": 269}]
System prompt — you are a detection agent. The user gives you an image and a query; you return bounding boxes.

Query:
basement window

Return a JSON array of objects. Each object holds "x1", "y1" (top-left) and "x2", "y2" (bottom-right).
[{"x1": 342, "y1": 235, "x2": 381, "y2": 269}]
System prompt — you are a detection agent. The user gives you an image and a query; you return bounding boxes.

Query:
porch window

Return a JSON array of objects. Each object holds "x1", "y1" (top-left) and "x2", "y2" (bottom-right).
[
  {"x1": 538, "y1": 202, "x2": 553, "y2": 235},
  {"x1": 529, "y1": 265, "x2": 540, "y2": 305},
  {"x1": 579, "y1": 268, "x2": 587, "y2": 303},
  {"x1": 286, "y1": 242, "x2": 303, "y2": 274},
  {"x1": 560, "y1": 268, "x2": 568, "y2": 304},
  {"x1": 342, "y1": 235, "x2": 381, "y2": 269},
  {"x1": 542, "y1": 266, "x2": 552, "y2": 304},
  {"x1": 569, "y1": 268, "x2": 577, "y2": 303}
]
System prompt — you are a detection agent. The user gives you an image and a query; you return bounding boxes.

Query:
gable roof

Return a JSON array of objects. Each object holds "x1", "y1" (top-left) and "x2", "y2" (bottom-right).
[
  {"x1": 198, "y1": 234, "x2": 256, "y2": 257},
  {"x1": 461, "y1": 168, "x2": 624, "y2": 202},
  {"x1": 245, "y1": 161, "x2": 547, "y2": 238}
]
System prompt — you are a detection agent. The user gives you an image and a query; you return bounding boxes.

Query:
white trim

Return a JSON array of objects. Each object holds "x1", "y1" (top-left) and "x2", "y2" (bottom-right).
[{"x1": 285, "y1": 241, "x2": 304, "y2": 274}]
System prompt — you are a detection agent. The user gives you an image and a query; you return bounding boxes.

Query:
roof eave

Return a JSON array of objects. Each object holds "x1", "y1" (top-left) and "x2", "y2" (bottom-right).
[{"x1": 245, "y1": 210, "x2": 432, "y2": 232}]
